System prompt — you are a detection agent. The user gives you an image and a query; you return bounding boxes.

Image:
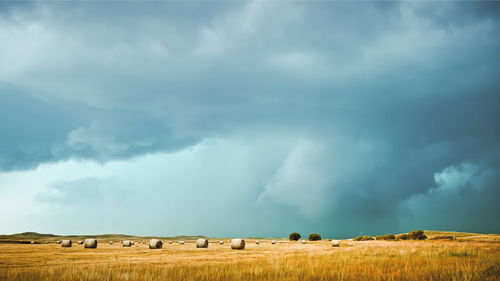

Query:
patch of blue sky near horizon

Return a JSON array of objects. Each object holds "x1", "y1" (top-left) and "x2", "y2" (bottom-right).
[{"x1": 0, "y1": 137, "x2": 297, "y2": 236}]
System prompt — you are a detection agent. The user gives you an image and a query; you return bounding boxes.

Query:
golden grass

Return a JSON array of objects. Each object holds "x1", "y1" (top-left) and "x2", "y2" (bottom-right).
[{"x1": 1, "y1": 239, "x2": 499, "y2": 281}]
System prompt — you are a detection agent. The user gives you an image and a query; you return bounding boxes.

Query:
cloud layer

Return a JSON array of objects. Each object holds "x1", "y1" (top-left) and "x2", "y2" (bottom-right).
[{"x1": 0, "y1": 1, "x2": 499, "y2": 237}]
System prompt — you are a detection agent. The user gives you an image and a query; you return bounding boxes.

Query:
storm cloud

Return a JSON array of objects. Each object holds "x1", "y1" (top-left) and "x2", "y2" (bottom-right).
[{"x1": 0, "y1": 1, "x2": 499, "y2": 237}]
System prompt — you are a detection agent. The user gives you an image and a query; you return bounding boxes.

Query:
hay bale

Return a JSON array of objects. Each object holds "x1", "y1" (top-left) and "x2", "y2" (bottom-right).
[
  {"x1": 271, "y1": 240, "x2": 276, "y2": 244},
  {"x1": 56, "y1": 241, "x2": 62, "y2": 244},
  {"x1": 45, "y1": 241, "x2": 49, "y2": 244},
  {"x1": 61, "y1": 240, "x2": 72, "y2": 247},
  {"x1": 84, "y1": 239, "x2": 97, "y2": 248},
  {"x1": 149, "y1": 239, "x2": 163, "y2": 249},
  {"x1": 122, "y1": 241, "x2": 132, "y2": 247},
  {"x1": 231, "y1": 239, "x2": 245, "y2": 250},
  {"x1": 131, "y1": 241, "x2": 135, "y2": 245},
  {"x1": 178, "y1": 241, "x2": 185, "y2": 245},
  {"x1": 255, "y1": 240, "x2": 260, "y2": 244},
  {"x1": 301, "y1": 240, "x2": 306, "y2": 244},
  {"x1": 196, "y1": 239, "x2": 208, "y2": 248},
  {"x1": 168, "y1": 241, "x2": 173, "y2": 244},
  {"x1": 219, "y1": 241, "x2": 224, "y2": 245},
  {"x1": 77, "y1": 241, "x2": 83, "y2": 245},
  {"x1": 109, "y1": 241, "x2": 113, "y2": 245},
  {"x1": 332, "y1": 240, "x2": 340, "y2": 247},
  {"x1": 30, "y1": 241, "x2": 35, "y2": 244}
]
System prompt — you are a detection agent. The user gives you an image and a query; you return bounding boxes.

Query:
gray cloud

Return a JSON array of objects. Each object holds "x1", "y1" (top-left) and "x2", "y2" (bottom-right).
[{"x1": 0, "y1": 1, "x2": 499, "y2": 236}]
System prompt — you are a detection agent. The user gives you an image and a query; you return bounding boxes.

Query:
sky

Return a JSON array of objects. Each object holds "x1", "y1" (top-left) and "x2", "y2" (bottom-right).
[{"x1": 0, "y1": 1, "x2": 499, "y2": 239}]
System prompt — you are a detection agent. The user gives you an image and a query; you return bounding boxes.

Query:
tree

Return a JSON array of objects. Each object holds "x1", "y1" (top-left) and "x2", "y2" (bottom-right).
[
  {"x1": 308, "y1": 233, "x2": 321, "y2": 241},
  {"x1": 289, "y1": 232, "x2": 301, "y2": 241}
]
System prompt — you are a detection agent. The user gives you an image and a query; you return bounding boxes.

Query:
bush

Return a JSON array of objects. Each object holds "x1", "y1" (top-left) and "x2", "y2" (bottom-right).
[
  {"x1": 308, "y1": 233, "x2": 321, "y2": 241},
  {"x1": 396, "y1": 231, "x2": 427, "y2": 240},
  {"x1": 376, "y1": 234, "x2": 396, "y2": 240},
  {"x1": 354, "y1": 236, "x2": 374, "y2": 241},
  {"x1": 289, "y1": 232, "x2": 301, "y2": 241},
  {"x1": 430, "y1": 235, "x2": 455, "y2": 240},
  {"x1": 397, "y1": 233, "x2": 410, "y2": 240},
  {"x1": 409, "y1": 230, "x2": 427, "y2": 240}
]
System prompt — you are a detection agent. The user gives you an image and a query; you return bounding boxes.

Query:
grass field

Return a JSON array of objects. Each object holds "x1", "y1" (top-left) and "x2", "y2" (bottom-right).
[{"x1": 1, "y1": 232, "x2": 499, "y2": 281}]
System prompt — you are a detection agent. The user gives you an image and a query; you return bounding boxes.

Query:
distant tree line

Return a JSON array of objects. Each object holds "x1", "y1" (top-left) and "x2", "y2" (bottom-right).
[{"x1": 354, "y1": 230, "x2": 427, "y2": 241}]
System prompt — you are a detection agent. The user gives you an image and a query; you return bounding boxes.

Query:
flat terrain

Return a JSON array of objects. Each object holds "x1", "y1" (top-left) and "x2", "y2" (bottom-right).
[{"x1": 0, "y1": 232, "x2": 499, "y2": 281}]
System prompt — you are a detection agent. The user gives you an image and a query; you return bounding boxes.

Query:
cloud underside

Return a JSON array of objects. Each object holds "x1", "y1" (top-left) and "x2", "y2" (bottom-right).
[{"x1": 0, "y1": 1, "x2": 499, "y2": 236}]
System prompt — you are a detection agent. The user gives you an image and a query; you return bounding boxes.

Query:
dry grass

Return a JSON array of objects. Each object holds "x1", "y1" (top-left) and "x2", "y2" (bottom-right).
[{"x1": 1, "y1": 239, "x2": 499, "y2": 281}]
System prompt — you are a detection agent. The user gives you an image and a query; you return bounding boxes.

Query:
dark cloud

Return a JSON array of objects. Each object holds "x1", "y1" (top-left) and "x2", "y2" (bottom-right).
[{"x1": 0, "y1": 1, "x2": 499, "y2": 236}]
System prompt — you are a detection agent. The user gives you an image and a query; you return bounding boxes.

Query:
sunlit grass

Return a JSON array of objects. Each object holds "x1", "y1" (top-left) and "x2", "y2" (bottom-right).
[{"x1": 1, "y1": 239, "x2": 499, "y2": 281}]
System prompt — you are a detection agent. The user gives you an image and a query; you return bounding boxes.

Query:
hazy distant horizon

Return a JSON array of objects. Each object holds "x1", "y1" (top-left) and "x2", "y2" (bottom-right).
[{"x1": 1, "y1": 1, "x2": 499, "y2": 238}]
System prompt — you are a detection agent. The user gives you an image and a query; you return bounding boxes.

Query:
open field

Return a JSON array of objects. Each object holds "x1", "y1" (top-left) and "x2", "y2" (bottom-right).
[{"x1": 1, "y1": 232, "x2": 499, "y2": 281}]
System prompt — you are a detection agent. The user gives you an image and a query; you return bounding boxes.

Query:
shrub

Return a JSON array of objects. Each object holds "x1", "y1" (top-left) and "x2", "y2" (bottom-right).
[
  {"x1": 289, "y1": 232, "x2": 301, "y2": 241},
  {"x1": 409, "y1": 230, "x2": 427, "y2": 240},
  {"x1": 353, "y1": 236, "x2": 363, "y2": 241},
  {"x1": 430, "y1": 235, "x2": 455, "y2": 240},
  {"x1": 308, "y1": 233, "x2": 321, "y2": 241},
  {"x1": 397, "y1": 234, "x2": 410, "y2": 240},
  {"x1": 429, "y1": 235, "x2": 455, "y2": 240},
  {"x1": 360, "y1": 236, "x2": 374, "y2": 241},
  {"x1": 376, "y1": 234, "x2": 396, "y2": 240}
]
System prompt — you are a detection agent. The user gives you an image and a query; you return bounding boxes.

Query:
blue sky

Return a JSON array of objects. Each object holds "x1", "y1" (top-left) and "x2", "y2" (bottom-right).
[{"x1": 0, "y1": 1, "x2": 499, "y2": 238}]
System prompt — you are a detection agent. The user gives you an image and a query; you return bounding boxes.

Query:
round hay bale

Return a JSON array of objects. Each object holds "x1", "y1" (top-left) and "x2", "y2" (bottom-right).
[
  {"x1": 77, "y1": 241, "x2": 83, "y2": 245},
  {"x1": 30, "y1": 241, "x2": 35, "y2": 244},
  {"x1": 196, "y1": 239, "x2": 208, "y2": 248},
  {"x1": 122, "y1": 241, "x2": 132, "y2": 247},
  {"x1": 130, "y1": 241, "x2": 135, "y2": 245},
  {"x1": 271, "y1": 240, "x2": 276, "y2": 244},
  {"x1": 45, "y1": 241, "x2": 49, "y2": 244},
  {"x1": 168, "y1": 241, "x2": 173, "y2": 244},
  {"x1": 84, "y1": 239, "x2": 97, "y2": 248},
  {"x1": 301, "y1": 240, "x2": 306, "y2": 244},
  {"x1": 231, "y1": 239, "x2": 245, "y2": 250},
  {"x1": 61, "y1": 240, "x2": 72, "y2": 247},
  {"x1": 149, "y1": 239, "x2": 163, "y2": 249},
  {"x1": 178, "y1": 241, "x2": 184, "y2": 245},
  {"x1": 219, "y1": 241, "x2": 224, "y2": 245},
  {"x1": 332, "y1": 240, "x2": 340, "y2": 247},
  {"x1": 109, "y1": 241, "x2": 113, "y2": 245},
  {"x1": 255, "y1": 240, "x2": 260, "y2": 244},
  {"x1": 56, "y1": 241, "x2": 62, "y2": 244}
]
